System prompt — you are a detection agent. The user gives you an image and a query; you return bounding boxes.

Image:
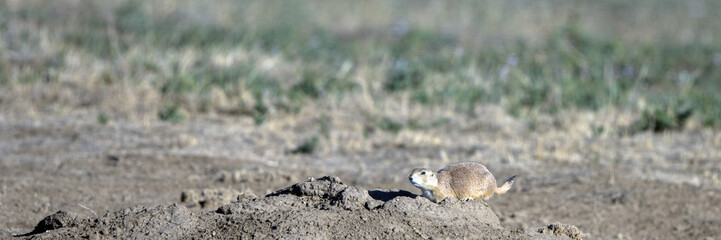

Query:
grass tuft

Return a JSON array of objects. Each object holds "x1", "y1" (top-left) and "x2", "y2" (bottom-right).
[
  {"x1": 158, "y1": 104, "x2": 185, "y2": 123},
  {"x1": 288, "y1": 137, "x2": 319, "y2": 154}
]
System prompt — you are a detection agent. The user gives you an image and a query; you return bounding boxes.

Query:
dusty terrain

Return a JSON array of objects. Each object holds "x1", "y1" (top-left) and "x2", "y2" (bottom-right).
[
  {"x1": 1, "y1": 84, "x2": 721, "y2": 239},
  {"x1": 13, "y1": 176, "x2": 582, "y2": 239}
]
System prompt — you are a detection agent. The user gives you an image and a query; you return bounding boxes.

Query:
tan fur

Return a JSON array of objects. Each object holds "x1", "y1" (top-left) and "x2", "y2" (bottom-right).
[{"x1": 409, "y1": 162, "x2": 516, "y2": 203}]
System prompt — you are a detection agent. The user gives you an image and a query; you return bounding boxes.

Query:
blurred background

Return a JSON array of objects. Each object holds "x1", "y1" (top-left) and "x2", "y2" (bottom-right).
[
  {"x1": 2, "y1": 0, "x2": 720, "y2": 129},
  {"x1": 2, "y1": 1, "x2": 721, "y2": 238}
]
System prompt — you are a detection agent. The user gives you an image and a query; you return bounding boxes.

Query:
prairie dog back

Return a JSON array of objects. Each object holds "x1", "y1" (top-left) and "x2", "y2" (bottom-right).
[{"x1": 439, "y1": 162, "x2": 497, "y2": 200}]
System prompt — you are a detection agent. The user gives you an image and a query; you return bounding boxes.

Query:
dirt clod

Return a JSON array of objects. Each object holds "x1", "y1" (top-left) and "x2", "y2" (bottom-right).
[
  {"x1": 538, "y1": 222, "x2": 583, "y2": 240},
  {"x1": 180, "y1": 188, "x2": 245, "y2": 209},
  {"x1": 17, "y1": 211, "x2": 82, "y2": 236}
]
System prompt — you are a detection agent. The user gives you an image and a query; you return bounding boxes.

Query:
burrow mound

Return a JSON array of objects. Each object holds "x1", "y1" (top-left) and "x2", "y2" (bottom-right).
[{"x1": 20, "y1": 176, "x2": 580, "y2": 239}]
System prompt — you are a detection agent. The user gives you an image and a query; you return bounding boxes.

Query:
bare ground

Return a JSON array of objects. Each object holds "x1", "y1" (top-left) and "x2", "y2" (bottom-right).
[{"x1": 1, "y1": 84, "x2": 721, "y2": 239}]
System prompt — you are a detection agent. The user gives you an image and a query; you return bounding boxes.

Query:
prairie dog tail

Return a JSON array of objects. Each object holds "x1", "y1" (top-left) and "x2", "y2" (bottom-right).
[{"x1": 494, "y1": 175, "x2": 517, "y2": 195}]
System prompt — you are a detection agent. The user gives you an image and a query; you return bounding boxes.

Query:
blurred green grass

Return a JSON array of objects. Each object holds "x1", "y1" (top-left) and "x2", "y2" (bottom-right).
[{"x1": 2, "y1": 0, "x2": 721, "y2": 129}]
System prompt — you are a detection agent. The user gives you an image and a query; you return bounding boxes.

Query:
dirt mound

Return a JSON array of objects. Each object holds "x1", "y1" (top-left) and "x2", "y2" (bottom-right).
[{"x1": 20, "y1": 176, "x2": 578, "y2": 239}]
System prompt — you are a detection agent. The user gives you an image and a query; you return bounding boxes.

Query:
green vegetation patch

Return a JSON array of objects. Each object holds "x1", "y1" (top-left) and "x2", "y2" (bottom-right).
[{"x1": 3, "y1": 0, "x2": 721, "y2": 131}]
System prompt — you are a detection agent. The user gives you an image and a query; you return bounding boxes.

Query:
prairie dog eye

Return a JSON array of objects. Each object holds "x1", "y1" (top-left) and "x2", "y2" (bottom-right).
[{"x1": 421, "y1": 171, "x2": 426, "y2": 175}]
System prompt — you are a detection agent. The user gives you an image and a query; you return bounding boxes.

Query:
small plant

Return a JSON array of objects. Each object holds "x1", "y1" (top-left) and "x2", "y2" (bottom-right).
[
  {"x1": 158, "y1": 104, "x2": 185, "y2": 123},
  {"x1": 628, "y1": 102, "x2": 692, "y2": 133},
  {"x1": 252, "y1": 100, "x2": 268, "y2": 126},
  {"x1": 377, "y1": 117, "x2": 404, "y2": 133},
  {"x1": 97, "y1": 112, "x2": 109, "y2": 125},
  {"x1": 288, "y1": 137, "x2": 319, "y2": 154},
  {"x1": 384, "y1": 60, "x2": 424, "y2": 92}
]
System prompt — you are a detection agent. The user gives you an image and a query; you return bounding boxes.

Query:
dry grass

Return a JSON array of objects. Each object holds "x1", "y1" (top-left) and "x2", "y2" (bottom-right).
[{"x1": 2, "y1": 0, "x2": 721, "y2": 129}]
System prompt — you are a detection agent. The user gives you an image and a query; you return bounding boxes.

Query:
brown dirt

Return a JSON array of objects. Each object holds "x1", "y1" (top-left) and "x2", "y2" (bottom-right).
[
  {"x1": 16, "y1": 176, "x2": 574, "y2": 239},
  {"x1": 2, "y1": 84, "x2": 721, "y2": 239}
]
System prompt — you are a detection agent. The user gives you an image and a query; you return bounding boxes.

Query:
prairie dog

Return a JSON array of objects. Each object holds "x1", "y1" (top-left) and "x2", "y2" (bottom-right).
[{"x1": 409, "y1": 162, "x2": 516, "y2": 203}]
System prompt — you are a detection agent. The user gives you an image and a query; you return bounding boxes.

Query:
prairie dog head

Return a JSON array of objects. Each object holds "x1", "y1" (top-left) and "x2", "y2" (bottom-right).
[{"x1": 409, "y1": 168, "x2": 438, "y2": 189}]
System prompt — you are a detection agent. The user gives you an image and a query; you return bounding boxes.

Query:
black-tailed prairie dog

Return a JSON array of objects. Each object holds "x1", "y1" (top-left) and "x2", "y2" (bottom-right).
[{"x1": 409, "y1": 162, "x2": 516, "y2": 203}]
